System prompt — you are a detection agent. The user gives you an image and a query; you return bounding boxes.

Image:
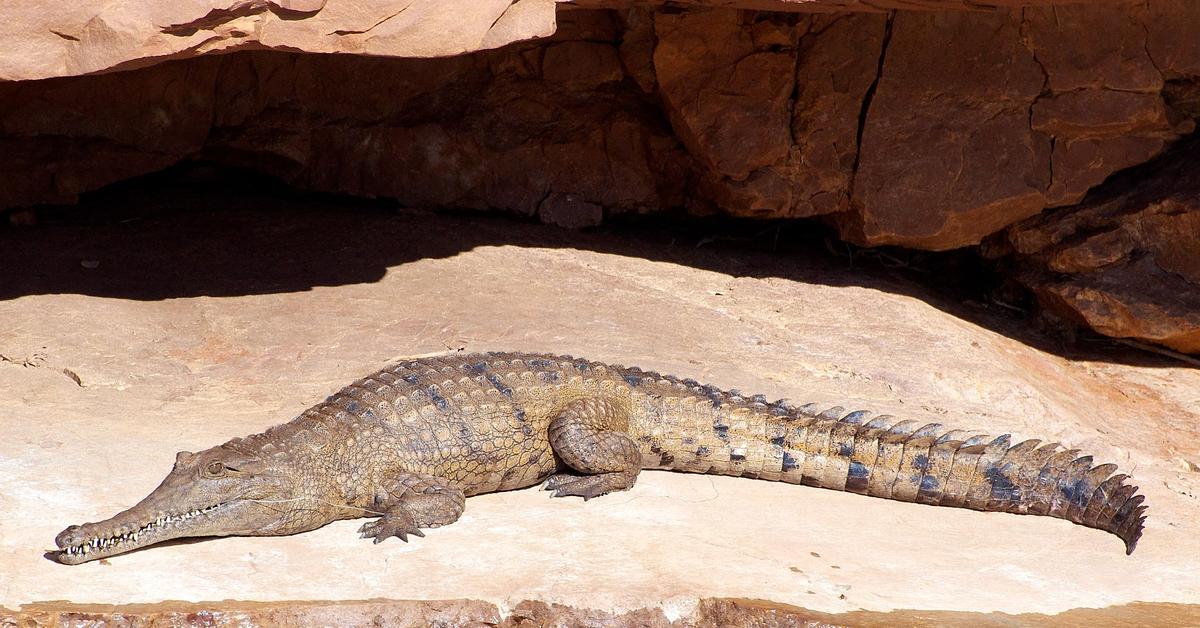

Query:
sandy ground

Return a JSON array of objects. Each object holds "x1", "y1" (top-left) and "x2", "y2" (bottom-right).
[{"x1": 1, "y1": 188, "x2": 1198, "y2": 617}]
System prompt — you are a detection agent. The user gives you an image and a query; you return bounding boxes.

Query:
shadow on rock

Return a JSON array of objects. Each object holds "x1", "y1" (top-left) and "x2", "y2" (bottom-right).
[{"x1": 0, "y1": 162, "x2": 1182, "y2": 370}]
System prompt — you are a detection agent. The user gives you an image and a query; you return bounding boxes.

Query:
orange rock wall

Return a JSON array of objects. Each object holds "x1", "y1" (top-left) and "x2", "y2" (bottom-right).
[
  {"x1": 992, "y1": 139, "x2": 1200, "y2": 355},
  {"x1": 0, "y1": 3, "x2": 1197, "y2": 351},
  {"x1": 4, "y1": 5, "x2": 1197, "y2": 243}
]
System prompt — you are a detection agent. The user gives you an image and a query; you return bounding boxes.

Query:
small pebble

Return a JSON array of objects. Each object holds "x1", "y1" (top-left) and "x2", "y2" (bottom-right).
[{"x1": 80, "y1": 260, "x2": 100, "y2": 269}]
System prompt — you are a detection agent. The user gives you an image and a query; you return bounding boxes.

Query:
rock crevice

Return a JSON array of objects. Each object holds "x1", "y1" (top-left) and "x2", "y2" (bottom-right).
[{"x1": 846, "y1": 10, "x2": 892, "y2": 206}]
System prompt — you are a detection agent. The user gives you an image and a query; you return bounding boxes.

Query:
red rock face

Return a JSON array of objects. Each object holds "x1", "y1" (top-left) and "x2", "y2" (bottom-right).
[
  {"x1": 3, "y1": 3, "x2": 1196, "y2": 244},
  {"x1": 0, "y1": 3, "x2": 1198, "y2": 352},
  {"x1": 0, "y1": 58, "x2": 222, "y2": 208},
  {"x1": 846, "y1": 10, "x2": 1050, "y2": 250},
  {"x1": 999, "y1": 141, "x2": 1200, "y2": 355}
]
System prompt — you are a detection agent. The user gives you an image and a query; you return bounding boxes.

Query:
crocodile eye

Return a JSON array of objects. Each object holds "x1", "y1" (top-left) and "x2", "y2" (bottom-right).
[{"x1": 205, "y1": 461, "x2": 226, "y2": 477}]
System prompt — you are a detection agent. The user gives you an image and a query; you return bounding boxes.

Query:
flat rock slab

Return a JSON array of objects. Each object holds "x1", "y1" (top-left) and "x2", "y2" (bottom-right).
[
  {"x1": 1, "y1": 192, "x2": 1199, "y2": 617},
  {"x1": 5, "y1": 599, "x2": 1200, "y2": 626},
  {"x1": 0, "y1": 0, "x2": 559, "y2": 81}
]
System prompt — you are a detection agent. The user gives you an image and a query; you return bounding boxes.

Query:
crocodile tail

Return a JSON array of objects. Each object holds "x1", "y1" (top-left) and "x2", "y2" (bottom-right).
[{"x1": 770, "y1": 406, "x2": 1146, "y2": 554}]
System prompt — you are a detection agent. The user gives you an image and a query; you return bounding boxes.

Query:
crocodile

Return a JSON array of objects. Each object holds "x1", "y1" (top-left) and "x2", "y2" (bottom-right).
[{"x1": 53, "y1": 351, "x2": 1147, "y2": 564}]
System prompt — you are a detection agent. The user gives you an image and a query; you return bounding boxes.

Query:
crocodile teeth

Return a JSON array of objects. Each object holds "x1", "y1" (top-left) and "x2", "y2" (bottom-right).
[{"x1": 64, "y1": 503, "x2": 227, "y2": 557}]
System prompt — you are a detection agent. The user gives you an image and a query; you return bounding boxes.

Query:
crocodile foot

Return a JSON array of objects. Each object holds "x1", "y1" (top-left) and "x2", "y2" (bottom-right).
[
  {"x1": 358, "y1": 512, "x2": 425, "y2": 543},
  {"x1": 543, "y1": 471, "x2": 636, "y2": 500}
]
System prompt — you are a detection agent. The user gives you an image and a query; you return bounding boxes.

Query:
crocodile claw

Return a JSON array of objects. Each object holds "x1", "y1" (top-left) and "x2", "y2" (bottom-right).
[
  {"x1": 358, "y1": 514, "x2": 425, "y2": 544},
  {"x1": 542, "y1": 473, "x2": 582, "y2": 492},
  {"x1": 543, "y1": 472, "x2": 635, "y2": 501}
]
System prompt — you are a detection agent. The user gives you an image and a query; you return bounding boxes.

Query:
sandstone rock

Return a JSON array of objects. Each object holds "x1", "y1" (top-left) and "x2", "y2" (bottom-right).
[
  {"x1": 542, "y1": 41, "x2": 625, "y2": 88},
  {"x1": 614, "y1": 9, "x2": 659, "y2": 94},
  {"x1": 1020, "y1": 3, "x2": 1189, "y2": 208},
  {"x1": 844, "y1": 10, "x2": 1049, "y2": 250},
  {"x1": 840, "y1": 0, "x2": 1197, "y2": 249},
  {"x1": 3, "y1": 600, "x2": 505, "y2": 627},
  {"x1": 1022, "y1": 4, "x2": 1163, "y2": 94},
  {"x1": 1039, "y1": 270, "x2": 1200, "y2": 354},
  {"x1": 0, "y1": 57, "x2": 221, "y2": 208},
  {"x1": 3, "y1": 3, "x2": 1198, "y2": 252},
  {"x1": 647, "y1": 11, "x2": 888, "y2": 220},
  {"x1": 653, "y1": 10, "x2": 795, "y2": 181},
  {"x1": 2, "y1": 191, "x2": 1199, "y2": 616},
  {"x1": 4, "y1": 599, "x2": 1199, "y2": 626},
  {"x1": 271, "y1": 0, "x2": 327, "y2": 12},
  {"x1": 504, "y1": 600, "x2": 672, "y2": 626},
  {"x1": 1003, "y1": 140, "x2": 1200, "y2": 354},
  {"x1": 572, "y1": 0, "x2": 1131, "y2": 11},
  {"x1": 202, "y1": 36, "x2": 689, "y2": 218},
  {"x1": 0, "y1": 0, "x2": 558, "y2": 81},
  {"x1": 697, "y1": 164, "x2": 799, "y2": 217},
  {"x1": 0, "y1": 0, "x2": 1144, "y2": 87},
  {"x1": 1140, "y1": 0, "x2": 1200, "y2": 78},
  {"x1": 789, "y1": 14, "x2": 888, "y2": 218},
  {"x1": 1030, "y1": 91, "x2": 1172, "y2": 139},
  {"x1": 1044, "y1": 136, "x2": 1165, "y2": 208},
  {"x1": 661, "y1": 11, "x2": 885, "y2": 220}
]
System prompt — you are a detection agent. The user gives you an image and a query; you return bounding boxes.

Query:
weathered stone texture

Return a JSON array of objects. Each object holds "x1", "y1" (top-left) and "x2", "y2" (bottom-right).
[
  {"x1": 0, "y1": 58, "x2": 222, "y2": 208},
  {"x1": 654, "y1": 10, "x2": 794, "y2": 180},
  {"x1": 998, "y1": 140, "x2": 1200, "y2": 354},
  {"x1": 0, "y1": 0, "x2": 1148, "y2": 85},
  {"x1": 1, "y1": 2, "x2": 1199, "y2": 351},
  {"x1": 5, "y1": 599, "x2": 1197, "y2": 627},
  {"x1": 0, "y1": 0, "x2": 559, "y2": 82},
  {"x1": 839, "y1": 2, "x2": 1198, "y2": 249},
  {"x1": 4, "y1": 3, "x2": 1198, "y2": 244},
  {"x1": 789, "y1": 15, "x2": 887, "y2": 218},
  {"x1": 572, "y1": 0, "x2": 1132, "y2": 12},
  {"x1": 844, "y1": 10, "x2": 1050, "y2": 250},
  {"x1": 1021, "y1": 3, "x2": 1191, "y2": 210}
]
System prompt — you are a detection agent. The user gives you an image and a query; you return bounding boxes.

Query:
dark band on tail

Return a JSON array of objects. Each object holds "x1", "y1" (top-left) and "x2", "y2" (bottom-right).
[{"x1": 778, "y1": 406, "x2": 1146, "y2": 554}]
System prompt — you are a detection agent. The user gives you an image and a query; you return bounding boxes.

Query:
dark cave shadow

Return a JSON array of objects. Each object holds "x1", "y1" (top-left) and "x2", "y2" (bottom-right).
[{"x1": 0, "y1": 162, "x2": 1181, "y2": 369}]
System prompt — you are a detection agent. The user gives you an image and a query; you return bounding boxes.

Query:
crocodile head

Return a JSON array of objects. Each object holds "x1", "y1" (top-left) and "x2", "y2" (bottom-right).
[{"x1": 54, "y1": 444, "x2": 308, "y2": 565}]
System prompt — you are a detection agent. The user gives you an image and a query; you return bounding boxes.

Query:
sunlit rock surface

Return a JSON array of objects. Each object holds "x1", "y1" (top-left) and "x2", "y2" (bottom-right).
[{"x1": 1, "y1": 189, "x2": 1198, "y2": 618}]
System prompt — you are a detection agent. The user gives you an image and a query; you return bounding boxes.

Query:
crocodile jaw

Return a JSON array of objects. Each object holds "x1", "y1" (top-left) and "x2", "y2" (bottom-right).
[
  {"x1": 54, "y1": 500, "x2": 242, "y2": 565},
  {"x1": 52, "y1": 445, "x2": 301, "y2": 565}
]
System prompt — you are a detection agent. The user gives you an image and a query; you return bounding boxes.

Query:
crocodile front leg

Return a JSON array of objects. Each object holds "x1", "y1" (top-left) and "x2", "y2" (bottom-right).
[
  {"x1": 358, "y1": 472, "x2": 465, "y2": 543},
  {"x1": 544, "y1": 397, "x2": 642, "y2": 500}
]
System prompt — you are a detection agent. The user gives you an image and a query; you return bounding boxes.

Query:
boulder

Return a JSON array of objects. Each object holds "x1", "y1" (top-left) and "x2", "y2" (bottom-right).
[{"x1": 999, "y1": 140, "x2": 1200, "y2": 354}]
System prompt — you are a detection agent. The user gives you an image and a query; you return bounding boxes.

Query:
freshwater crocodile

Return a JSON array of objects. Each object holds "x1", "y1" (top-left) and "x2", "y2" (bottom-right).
[{"x1": 54, "y1": 351, "x2": 1147, "y2": 564}]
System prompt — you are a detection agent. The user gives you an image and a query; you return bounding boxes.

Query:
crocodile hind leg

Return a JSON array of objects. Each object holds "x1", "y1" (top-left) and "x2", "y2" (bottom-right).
[
  {"x1": 545, "y1": 397, "x2": 642, "y2": 500},
  {"x1": 358, "y1": 472, "x2": 465, "y2": 543}
]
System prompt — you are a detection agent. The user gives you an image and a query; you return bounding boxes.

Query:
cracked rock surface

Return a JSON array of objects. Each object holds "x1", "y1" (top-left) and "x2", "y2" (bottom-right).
[
  {"x1": 5, "y1": 4, "x2": 1197, "y2": 244},
  {"x1": 0, "y1": 2, "x2": 1198, "y2": 354},
  {"x1": 993, "y1": 138, "x2": 1200, "y2": 355},
  {"x1": 0, "y1": 0, "x2": 1151, "y2": 83}
]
